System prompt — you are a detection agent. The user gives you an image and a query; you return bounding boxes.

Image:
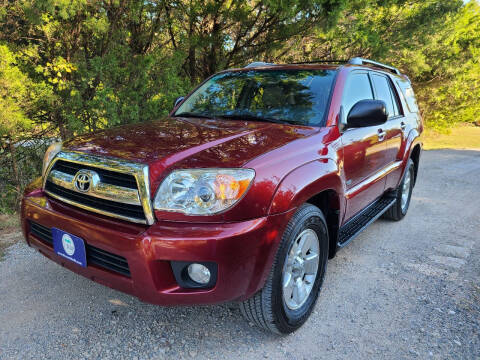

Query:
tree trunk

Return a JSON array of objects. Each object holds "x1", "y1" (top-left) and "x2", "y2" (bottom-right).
[
  {"x1": 188, "y1": 1, "x2": 196, "y2": 83},
  {"x1": 188, "y1": 45, "x2": 196, "y2": 82},
  {"x1": 8, "y1": 139, "x2": 21, "y2": 208}
]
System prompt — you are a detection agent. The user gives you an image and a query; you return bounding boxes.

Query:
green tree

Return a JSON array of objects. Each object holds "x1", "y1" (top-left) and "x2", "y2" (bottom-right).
[
  {"x1": 0, "y1": 45, "x2": 34, "y2": 192},
  {"x1": 0, "y1": 0, "x2": 346, "y2": 139},
  {"x1": 161, "y1": 0, "x2": 346, "y2": 81},
  {"x1": 408, "y1": 1, "x2": 480, "y2": 129},
  {"x1": 1, "y1": 0, "x2": 189, "y2": 137},
  {"x1": 0, "y1": 0, "x2": 478, "y2": 212},
  {"x1": 276, "y1": 0, "x2": 479, "y2": 129},
  {"x1": 0, "y1": 44, "x2": 51, "y2": 208}
]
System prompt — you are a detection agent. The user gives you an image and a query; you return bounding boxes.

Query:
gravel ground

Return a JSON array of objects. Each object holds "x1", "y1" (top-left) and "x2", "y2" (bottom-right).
[{"x1": 1, "y1": 149, "x2": 479, "y2": 360}]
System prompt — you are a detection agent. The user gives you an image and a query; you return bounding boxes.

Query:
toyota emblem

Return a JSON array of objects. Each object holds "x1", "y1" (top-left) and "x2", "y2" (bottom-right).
[{"x1": 74, "y1": 170, "x2": 92, "y2": 192}]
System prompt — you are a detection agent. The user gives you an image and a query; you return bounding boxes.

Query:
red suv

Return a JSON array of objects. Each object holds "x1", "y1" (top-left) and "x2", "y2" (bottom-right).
[{"x1": 21, "y1": 58, "x2": 422, "y2": 334}]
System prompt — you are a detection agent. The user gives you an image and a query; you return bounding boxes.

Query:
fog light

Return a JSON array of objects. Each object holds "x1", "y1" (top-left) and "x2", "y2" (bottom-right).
[{"x1": 187, "y1": 263, "x2": 211, "y2": 284}]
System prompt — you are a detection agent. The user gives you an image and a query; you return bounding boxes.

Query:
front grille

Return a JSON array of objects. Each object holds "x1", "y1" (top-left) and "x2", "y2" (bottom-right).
[
  {"x1": 43, "y1": 151, "x2": 154, "y2": 225},
  {"x1": 45, "y1": 181, "x2": 146, "y2": 222},
  {"x1": 29, "y1": 221, "x2": 131, "y2": 277},
  {"x1": 51, "y1": 160, "x2": 138, "y2": 189}
]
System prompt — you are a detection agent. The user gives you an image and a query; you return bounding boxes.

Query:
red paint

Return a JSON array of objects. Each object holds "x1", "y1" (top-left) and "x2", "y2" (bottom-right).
[{"x1": 21, "y1": 64, "x2": 423, "y2": 305}]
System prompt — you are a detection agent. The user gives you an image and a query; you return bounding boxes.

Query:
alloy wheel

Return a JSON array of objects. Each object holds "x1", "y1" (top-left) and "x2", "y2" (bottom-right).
[
  {"x1": 282, "y1": 229, "x2": 320, "y2": 310},
  {"x1": 401, "y1": 169, "x2": 412, "y2": 211}
]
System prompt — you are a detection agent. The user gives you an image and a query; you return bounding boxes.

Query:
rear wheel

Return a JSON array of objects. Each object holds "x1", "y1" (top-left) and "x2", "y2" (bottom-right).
[
  {"x1": 239, "y1": 204, "x2": 328, "y2": 334},
  {"x1": 383, "y1": 159, "x2": 415, "y2": 221}
]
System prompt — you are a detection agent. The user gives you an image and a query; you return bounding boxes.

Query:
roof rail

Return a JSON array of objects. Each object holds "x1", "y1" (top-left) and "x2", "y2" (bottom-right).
[
  {"x1": 348, "y1": 57, "x2": 401, "y2": 75},
  {"x1": 244, "y1": 61, "x2": 276, "y2": 68},
  {"x1": 291, "y1": 59, "x2": 348, "y2": 65}
]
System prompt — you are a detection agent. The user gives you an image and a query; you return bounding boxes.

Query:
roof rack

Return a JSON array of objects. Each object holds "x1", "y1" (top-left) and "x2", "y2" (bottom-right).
[
  {"x1": 243, "y1": 58, "x2": 401, "y2": 75},
  {"x1": 348, "y1": 57, "x2": 401, "y2": 75},
  {"x1": 245, "y1": 60, "x2": 345, "y2": 68},
  {"x1": 291, "y1": 59, "x2": 348, "y2": 65},
  {"x1": 244, "y1": 62, "x2": 276, "y2": 68}
]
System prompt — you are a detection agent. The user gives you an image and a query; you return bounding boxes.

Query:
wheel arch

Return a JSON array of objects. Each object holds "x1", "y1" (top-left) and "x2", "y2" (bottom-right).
[
  {"x1": 269, "y1": 159, "x2": 344, "y2": 259},
  {"x1": 399, "y1": 128, "x2": 422, "y2": 187},
  {"x1": 410, "y1": 143, "x2": 421, "y2": 185},
  {"x1": 305, "y1": 190, "x2": 341, "y2": 259}
]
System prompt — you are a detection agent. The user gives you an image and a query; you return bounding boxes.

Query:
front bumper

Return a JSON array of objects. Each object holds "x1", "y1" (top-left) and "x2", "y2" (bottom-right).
[{"x1": 21, "y1": 190, "x2": 291, "y2": 305}]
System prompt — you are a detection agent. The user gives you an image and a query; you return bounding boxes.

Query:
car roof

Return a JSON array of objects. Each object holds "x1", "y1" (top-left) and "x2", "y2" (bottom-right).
[{"x1": 226, "y1": 58, "x2": 406, "y2": 79}]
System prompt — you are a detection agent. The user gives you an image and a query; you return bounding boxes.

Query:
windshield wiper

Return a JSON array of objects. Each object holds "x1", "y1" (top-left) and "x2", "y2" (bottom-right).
[
  {"x1": 216, "y1": 113, "x2": 289, "y2": 124},
  {"x1": 173, "y1": 112, "x2": 214, "y2": 119}
]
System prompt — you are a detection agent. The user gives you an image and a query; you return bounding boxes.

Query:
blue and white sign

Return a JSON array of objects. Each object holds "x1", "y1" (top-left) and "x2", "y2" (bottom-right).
[{"x1": 52, "y1": 228, "x2": 87, "y2": 267}]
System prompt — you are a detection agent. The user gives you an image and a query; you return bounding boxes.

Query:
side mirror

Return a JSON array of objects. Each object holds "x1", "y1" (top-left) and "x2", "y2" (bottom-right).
[
  {"x1": 346, "y1": 99, "x2": 388, "y2": 128},
  {"x1": 173, "y1": 96, "x2": 185, "y2": 109}
]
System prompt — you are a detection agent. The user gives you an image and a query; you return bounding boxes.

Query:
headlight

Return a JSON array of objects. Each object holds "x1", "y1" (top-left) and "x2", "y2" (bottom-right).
[
  {"x1": 42, "y1": 142, "x2": 62, "y2": 178},
  {"x1": 154, "y1": 168, "x2": 255, "y2": 215}
]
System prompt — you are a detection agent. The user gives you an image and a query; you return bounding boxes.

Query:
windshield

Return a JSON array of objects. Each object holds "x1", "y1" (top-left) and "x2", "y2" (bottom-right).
[{"x1": 174, "y1": 69, "x2": 337, "y2": 126}]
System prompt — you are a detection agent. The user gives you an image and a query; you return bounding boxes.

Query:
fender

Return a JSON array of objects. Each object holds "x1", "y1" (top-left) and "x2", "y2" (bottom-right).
[
  {"x1": 244, "y1": 158, "x2": 344, "y2": 296},
  {"x1": 269, "y1": 158, "x2": 345, "y2": 215},
  {"x1": 404, "y1": 128, "x2": 422, "y2": 158}
]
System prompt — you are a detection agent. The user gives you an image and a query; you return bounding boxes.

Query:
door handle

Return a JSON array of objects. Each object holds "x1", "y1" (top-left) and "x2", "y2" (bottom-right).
[
  {"x1": 400, "y1": 121, "x2": 407, "y2": 131},
  {"x1": 377, "y1": 129, "x2": 386, "y2": 141}
]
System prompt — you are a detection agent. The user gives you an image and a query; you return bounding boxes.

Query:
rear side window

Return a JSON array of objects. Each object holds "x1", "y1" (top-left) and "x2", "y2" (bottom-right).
[
  {"x1": 396, "y1": 78, "x2": 419, "y2": 113},
  {"x1": 370, "y1": 74, "x2": 400, "y2": 118},
  {"x1": 342, "y1": 73, "x2": 373, "y2": 119}
]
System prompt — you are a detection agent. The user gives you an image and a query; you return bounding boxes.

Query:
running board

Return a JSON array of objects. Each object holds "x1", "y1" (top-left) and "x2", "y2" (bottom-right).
[{"x1": 337, "y1": 196, "x2": 396, "y2": 248}]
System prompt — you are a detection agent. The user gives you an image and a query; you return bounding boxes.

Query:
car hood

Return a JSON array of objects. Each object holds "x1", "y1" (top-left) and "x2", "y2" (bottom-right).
[{"x1": 64, "y1": 116, "x2": 318, "y2": 182}]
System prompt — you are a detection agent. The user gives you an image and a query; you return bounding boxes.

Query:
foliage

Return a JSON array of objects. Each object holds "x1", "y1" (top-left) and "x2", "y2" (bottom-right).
[
  {"x1": 0, "y1": 141, "x2": 47, "y2": 214},
  {"x1": 0, "y1": 0, "x2": 344, "y2": 137},
  {"x1": 0, "y1": 0, "x2": 478, "y2": 213},
  {"x1": 276, "y1": 0, "x2": 479, "y2": 131},
  {"x1": 411, "y1": 2, "x2": 480, "y2": 130},
  {"x1": 161, "y1": 0, "x2": 345, "y2": 81},
  {"x1": 0, "y1": 45, "x2": 33, "y2": 138}
]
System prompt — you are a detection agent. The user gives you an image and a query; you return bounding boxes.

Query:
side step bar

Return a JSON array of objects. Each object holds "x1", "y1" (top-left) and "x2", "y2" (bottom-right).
[{"x1": 337, "y1": 196, "x2": 396, "y2": 248}]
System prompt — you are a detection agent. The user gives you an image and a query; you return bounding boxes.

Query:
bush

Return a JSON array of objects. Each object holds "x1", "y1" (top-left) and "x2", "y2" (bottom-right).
[{"x1": 0, "y1": 139, "x2": 47, "y2": 213}]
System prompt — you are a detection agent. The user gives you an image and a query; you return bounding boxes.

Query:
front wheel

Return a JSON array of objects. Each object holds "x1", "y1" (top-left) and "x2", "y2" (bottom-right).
[{"x1": 239, "y1": 204, "x2": 329, "y2": 334}]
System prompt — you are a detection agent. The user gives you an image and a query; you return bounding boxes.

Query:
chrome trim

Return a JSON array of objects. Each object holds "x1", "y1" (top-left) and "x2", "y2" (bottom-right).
[
  {"x1": 139, "y1": 165, "x2": 155, "y2": 225},
  {"x1": 45, "y1": 191, "x2": 147, "y2": 224},
  {"x1": 47, "y1": 170, "x2": 141, "y2": 205},
  {"x1": 73, "y1": 170, "x2": 94, "y2": 193},
  {"x1": 42, "y1": 150, "x2": 154, "y2": 225}
]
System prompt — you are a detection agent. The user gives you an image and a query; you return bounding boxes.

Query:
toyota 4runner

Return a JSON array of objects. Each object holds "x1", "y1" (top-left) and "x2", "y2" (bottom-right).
[{"x1": 21, "y1": 58, "x2": 422, "y2": 334}]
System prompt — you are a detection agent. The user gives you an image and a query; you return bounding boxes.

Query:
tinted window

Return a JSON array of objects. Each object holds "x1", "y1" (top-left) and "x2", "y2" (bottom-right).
[
  {"x1": 371, "y1": 74, "x2": 397, "y2": 118},
  {"x1": 342, "y1": 73, "x2": 373, "y2": 119},
  {"x1": 389, "y1": 85, "x2": 401, "y2": 116},
  {"x1": 396, "y1": 78, "x2": 419, "y2": 113},
  {"x1": 175, "y1": 69, "x2": 337, "y2": 126}
]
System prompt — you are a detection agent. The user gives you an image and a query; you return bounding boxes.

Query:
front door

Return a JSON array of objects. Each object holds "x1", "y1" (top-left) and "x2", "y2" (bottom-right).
[{"x1": 340, "y1": 72, "x2": 388, "y2": 221}]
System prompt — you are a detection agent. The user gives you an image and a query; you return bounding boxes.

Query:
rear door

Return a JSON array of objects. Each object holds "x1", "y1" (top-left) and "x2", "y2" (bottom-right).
[
  {"x1": 341, "y1": 72, "x2": 388, "y2": 221},
  {"x1": 370, "y1": 72, "x2": 408, "y2": 190}
]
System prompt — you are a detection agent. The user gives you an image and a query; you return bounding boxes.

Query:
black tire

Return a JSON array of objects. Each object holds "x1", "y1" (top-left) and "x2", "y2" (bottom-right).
[
  {"x1": 383, "y1": 158, "x2": 415, "y2": 221},
  {"x1": 239, "y1": 204, "x2": 329, "y2": 334}
]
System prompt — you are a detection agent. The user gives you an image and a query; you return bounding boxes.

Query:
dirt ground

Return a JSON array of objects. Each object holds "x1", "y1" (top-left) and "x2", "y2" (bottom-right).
[{"x1": 0, "y1": 149, "x2": 479, "y2": 359}]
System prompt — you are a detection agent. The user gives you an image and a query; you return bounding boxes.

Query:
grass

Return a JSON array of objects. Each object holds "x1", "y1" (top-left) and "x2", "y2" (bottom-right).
[
  {"x1": 424, "y1": 123, "x2": 480, "y2": 150},
  {"x1": 0, "y1": 213, "x2": 19, "y2": 232}
]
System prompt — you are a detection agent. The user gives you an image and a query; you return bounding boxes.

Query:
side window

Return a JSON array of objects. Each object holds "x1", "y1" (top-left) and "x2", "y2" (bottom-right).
[
  {"x1": 342, "y1": 73, "x2": 373, "y2": 120},
  {"x1": 396, "y1": 79, "x2": 419, "y2": 113},
  {"x1": 388, "y1": 83, "x2": 402, "y2": 116},
  {"x1": 370, "y1": 74, "x2": 398, "y2": 118}
]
